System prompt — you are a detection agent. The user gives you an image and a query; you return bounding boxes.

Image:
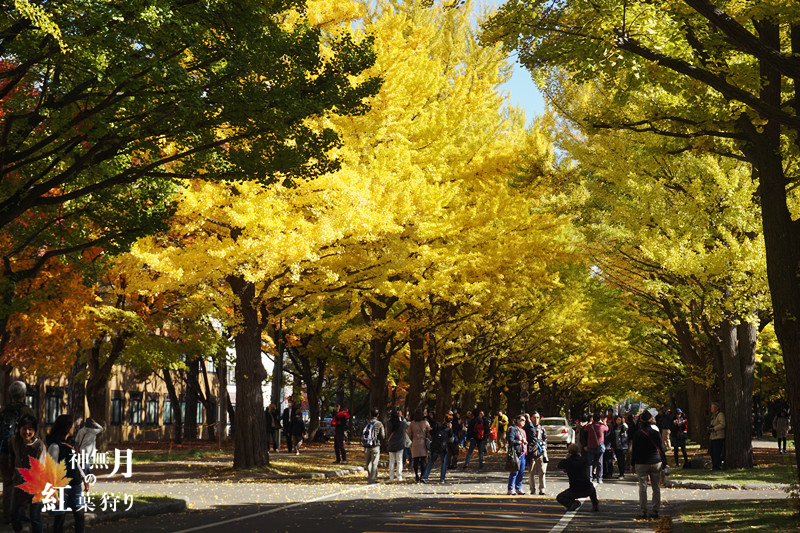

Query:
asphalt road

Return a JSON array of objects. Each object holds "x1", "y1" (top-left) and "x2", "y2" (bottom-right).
[{"x1": 82, "y1": 446, "x2": 788, "y2": 533}]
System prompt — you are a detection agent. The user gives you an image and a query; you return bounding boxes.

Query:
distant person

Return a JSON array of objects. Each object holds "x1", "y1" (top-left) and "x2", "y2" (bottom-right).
[
  {"x1": 9, "y1": 414, "x2": 46, "y2": 533},
  {"x1": 496, "y1": 410, "x2": 509, "y2": 451},
  {"x1": 773, "y1": 409, "x2": 790, "y2": 454},
  {"x1": 1, "y1": 380, "x2": 35, "y2": 523},
  {"x1": 75, "y1": 417, "x2": 104, "y2": 474},
  {"x1": 281, "y1": 399, "x2": 294, "y2": 453},
  {"x1": 556, "y1": 443, "x2": 599, "y2": 512},
  {"x1": 48, "y1": 415, "x2": 88, "y2": 533},
  {"x1": 362, "y1": 408, "x2": 385, "y2": 484},
  {"x1": 613, "y1": 415, "x2": 629, "y2": 479},
  {"x1": 264, "y1": 404, "x2": 280, "y2": 452},
  {"x1": 387, "y1": 409, "x2": 409, "y2": 481},
  {"x1": 506, "y1": 415, "x2": 528, "y2": 495},
  {"x1": 291, "y1": 408, "x2": 306, "y2": 455},
  {"x1": 332, "y1": 405, "x2": 350, "y2": 464},
  {"x1": 408, "y1": 408, "x2": 431, "y2": 482},
  {"x1": 708, "y1": 402, "x2": 726, "y2": 470},
  {"x1": 671, "y1": 409, "x2": 689, "y2": 467},
  {"x1": 448, "y1": 412, "x2": 462, "y2": 469},
  {"x1": 464, "y1": 410, "x2": 489, "y2": 469},
  {"x1": 631, "y1": 410, "x2": 666, "y2": 520}
]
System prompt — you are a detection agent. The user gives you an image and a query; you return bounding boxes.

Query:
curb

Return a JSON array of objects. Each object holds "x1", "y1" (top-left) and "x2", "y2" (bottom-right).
[
  {"x1": 297, "y1": 466, "x2": 365, "y2": 479},
  {"x1": 666, "y1": 479, "x2": 791, "y2": 490}
]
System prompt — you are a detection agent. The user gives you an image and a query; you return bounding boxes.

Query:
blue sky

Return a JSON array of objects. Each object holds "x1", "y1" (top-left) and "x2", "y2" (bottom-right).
[{"x1": 484, "y1": 0, "x2": 546, "y2": 122}]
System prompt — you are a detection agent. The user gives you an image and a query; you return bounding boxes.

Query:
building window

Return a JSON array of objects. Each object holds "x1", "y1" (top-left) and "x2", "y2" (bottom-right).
[
  {"x1": 129, "y1": 393, "x2": 142, "y2": 425},
  {"x1": 146, "y1": 395, "x2": 159, "y2": 426},
  {"x1": 110, "y1": 392, "x2": 124, "y2": 426},
  {"x1": 24, "y1": 385, "x2": 38, "y2": 413},
  {"x1": 196, "y1": 402, "x2": 204, "y2": 424},
  {"x1": 163, "y1": 397, "x2": 173, "y2": 425},
  {"x1": 45, "y1": 388, "x2": 62, "y2": 424}
]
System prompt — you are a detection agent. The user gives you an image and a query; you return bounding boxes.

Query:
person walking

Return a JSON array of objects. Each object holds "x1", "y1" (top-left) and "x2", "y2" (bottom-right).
[
  {"x1": 362, "y1": 408, "x2": 385, "y2": 484},
  {"x1": 9, "y1": 414, "x2": 46, "y2": 533},
  {"x1": 525, "y1": 411, "x2": 548, "y2": 495},
  {"x1": 603, "y1": 415, "x2": 616, "y2": 480},
  {"x1": 448, "y1": 413, "x2": 462, "y2": 469},
  {"x1": 631, "y1": 410, "x2": 666, "y2": 520},
  {"x1": 708, "y1": 402, "x2": 726, "y2": 470},
  {"x1": 464, "y1": 410, "x2": 489, "y2": 469},
  {"x1": 291, "y1": 408, "x2": 306, "y2": 455},
  {"x1": 422, "y1": 414, "x2": 454, "y2": 484},
  {"x1": 387, "y1": 409, "x2": 409, "y2": 481},
  {"x1": 332, "y1": 405, "x2": 351, "y2": 464},
  {"x1": 614, "y1": 415, "x2": 629, "y2": 479},
  {"x1": 408, "y1": 408, "x2": 431, "y2": 482},
  {"x1": 506, "y1": 415, "x2": 528, "y2": 495},
  {"x1": 671, "y1": 409, "x2": 689, "y2": 466},
  {"x1": 556, "y1": 443, "x2": 599, "y2": 512},
  {"x1": 773, "y1": 409, "x2": 790, "y2": 454}
]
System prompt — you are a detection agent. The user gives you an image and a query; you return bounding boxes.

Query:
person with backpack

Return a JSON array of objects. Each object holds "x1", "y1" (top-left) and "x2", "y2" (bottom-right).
[
  {"x1": 362, "y1": 408, "x2": 385, "y2": 484},
  {"x1": 464, "y1": 410, "x2": 489, "y2": 469},
  {"x1": 1, "y1": 380, "x2": 35, "y2": 523},
  {"x1": 9, "y1": 414, "x2": 46, "y2": 533},
  {"x1": 421, "y1": 414, "x2": 454, "y2": 484},
  {"x1": 74, "y1": 417, "x2": 104, "y2": 475},
  {"x1": 47, "y1": 414, "x2": 88, "y2": 533},
  {"x1": 407, "y1": 409, "x2": 431, "y2": 482},
  {"x1": 631, "y1": 410, "x2": 666, "y2": 520},
  {"x1": 586, "y1": 412, "x2": 608, "y2": 484},
  {"x1": 447, "y1": 412, "x2": 461, "y2": 470}
]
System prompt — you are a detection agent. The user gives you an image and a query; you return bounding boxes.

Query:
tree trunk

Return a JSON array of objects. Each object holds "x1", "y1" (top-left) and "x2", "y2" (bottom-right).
[
  {"x1": 684, "y1": 378, "x2": 710, "y2": 447},
  {"x1": 269, "y1": 319, "x2": 284, "y2": 409},
  {"x1": 460, "y1": 361, "x2": 477, "y2": 414},
  {"x1": 162, "y1": 368, "x2": 183, "y2": 444},
  {"x1": 184, "y1": 359, "x2": 199, "y2": 440},
  {"x1": 200, "y1": 360, "x2": 216, "y2": 441},
  {"x1": 405, "y1": 328, "x2": 426, "y2": 414},
  {"x1": 216, "y1": 359, "x2": 228, "y2": 443},
  {"x1": 717, "y1": 319, "x2": 755, "y2": 468},
  {"x1": 364, "y1": 298, "x2": 398, "y2": 418},
  {"x1": 228, "y1": 274, "x2": 268, "y2": 469},
  {"x1": 67, "y1": 353, "x2": 86, "y2": 421},
  {"x1": 749, "y1": 20, "x2": 800, "y2": 488},
  {"x1": 434, "y1": 365, "x2": 454, "y2": 420}
]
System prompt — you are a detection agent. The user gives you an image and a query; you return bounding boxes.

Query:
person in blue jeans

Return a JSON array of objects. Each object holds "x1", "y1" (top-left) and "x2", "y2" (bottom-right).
[
  {"x1": 464, "y1": 410, "x2": 489, "y2": 469},
  {"x1": 422, "y1": 415, "x2": 454, "y2": 484},
  {"x1": 506, "y1": 415, "x2": 528, "y2": 495}
]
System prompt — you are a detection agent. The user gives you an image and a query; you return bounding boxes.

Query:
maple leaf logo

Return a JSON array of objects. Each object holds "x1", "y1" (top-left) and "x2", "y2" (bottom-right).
[{"x1": 17, "y1": 455, "x2": 70, "y2": 503}]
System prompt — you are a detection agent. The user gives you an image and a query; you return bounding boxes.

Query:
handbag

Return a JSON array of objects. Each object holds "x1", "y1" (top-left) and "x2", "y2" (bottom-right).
[{"x1": 505, "y1": 445, "x2": 520, "y2": 472}]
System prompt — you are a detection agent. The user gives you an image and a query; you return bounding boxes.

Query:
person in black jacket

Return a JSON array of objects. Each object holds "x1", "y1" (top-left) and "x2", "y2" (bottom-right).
[
  {"x1": 556, "y1": 443, "x2": 599, "y2": 512},
  {"x1": 264, "y1": 403, "x2": 280, "y2": 452},
  {"x1": 631, "y1": 410, "x2": 665, "y2": 520},
  {"x1": 464, "y1": 410, "x2": 489, "y2": 469},
  {"x1": 281, "y1": 399, "x2": 294, "y2": 453},
  {"x1": 421, "y1": 414, "x2": 454, "y2": 484}
]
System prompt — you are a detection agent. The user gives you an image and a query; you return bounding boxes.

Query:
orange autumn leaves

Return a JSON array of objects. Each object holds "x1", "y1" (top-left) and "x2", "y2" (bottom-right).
[{"x1": 17, "y1": 455, "x2": 70, "y2": 503}]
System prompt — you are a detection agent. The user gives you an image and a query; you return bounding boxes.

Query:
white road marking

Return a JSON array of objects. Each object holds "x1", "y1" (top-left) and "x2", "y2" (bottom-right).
[{"x1": 549, "y1": 499, "x2": 583, "y2": 533}]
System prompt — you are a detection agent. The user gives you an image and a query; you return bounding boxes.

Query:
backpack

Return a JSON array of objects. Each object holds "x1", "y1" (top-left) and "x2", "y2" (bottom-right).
[
  {"x1": 0, "y1": 404, "x2": 22, "y2": 454},
  {"x1": 361, "y1": 421, "x2": 378, "y2": 447},
  {"x1": 431, "y1": 425, "x2": 448, "y2": 453},
  {"x1": 474, "y1": 419, "x2": 485, "y2": 440}
]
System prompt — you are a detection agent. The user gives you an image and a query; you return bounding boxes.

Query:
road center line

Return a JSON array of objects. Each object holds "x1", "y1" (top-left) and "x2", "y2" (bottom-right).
[
  {"x1": 548, "y1": 499, "x2": 583, "y2": 533},
  {"x1": 171, "y1": 485, "x2": 366, "y2": 533}
]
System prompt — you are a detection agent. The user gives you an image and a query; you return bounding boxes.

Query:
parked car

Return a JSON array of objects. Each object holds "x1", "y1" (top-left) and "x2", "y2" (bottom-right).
[{"x1": 541, "y1": 416, "x2": 575, "y2": 447}]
